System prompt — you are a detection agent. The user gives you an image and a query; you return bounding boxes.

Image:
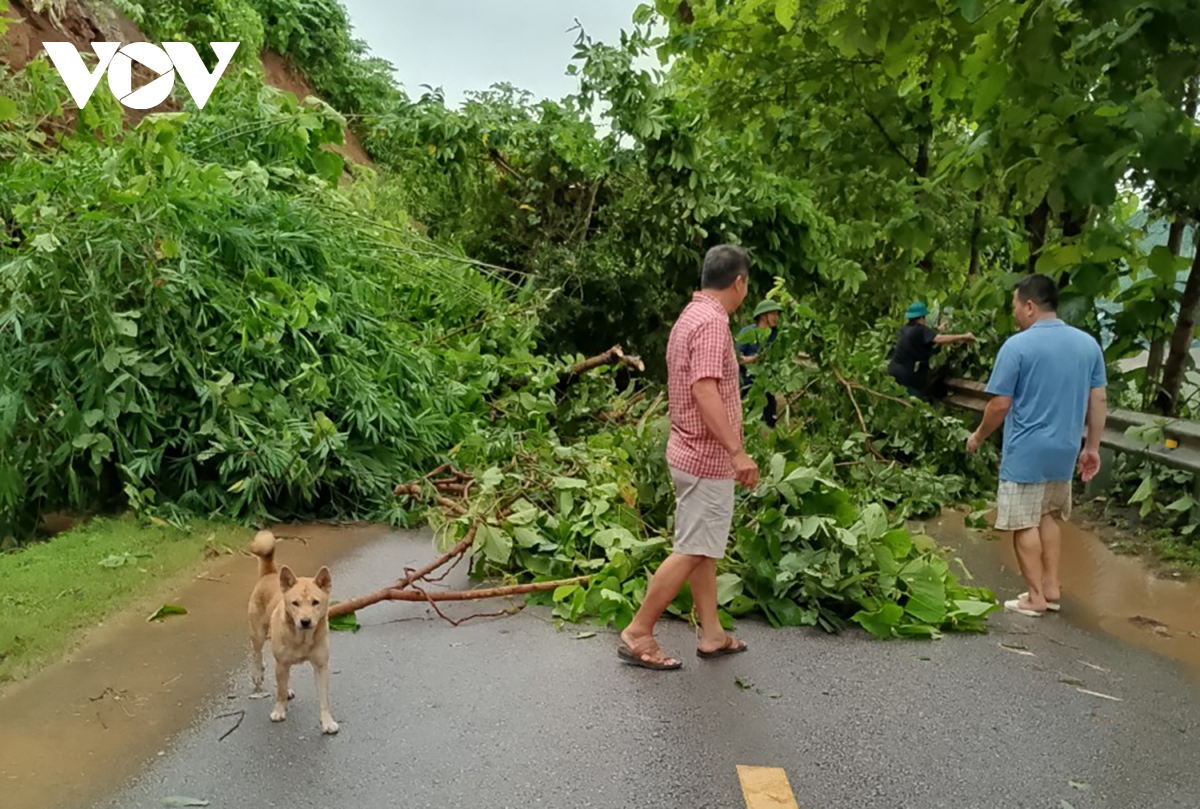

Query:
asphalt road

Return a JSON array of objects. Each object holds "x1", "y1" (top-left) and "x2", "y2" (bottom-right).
[{"x1": 92, "y1": 531, "x2": 1200, "y2": 809}]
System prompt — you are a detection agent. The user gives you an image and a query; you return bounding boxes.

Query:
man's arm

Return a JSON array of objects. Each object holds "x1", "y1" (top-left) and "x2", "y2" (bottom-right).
[
  {"x1": 967, "y1": 395, "x2": 1011, "y2": 453},
  {"x1": 933, "y1": 332, "x2": 976, "y2": 346},
  {"x1": 692, "y1": 379, "x2": 758, "y2": 487},
  {"x1": 1076, "y1": 386, "x2": 1107, "y2": 482},
  {"x1": 1085, "y1": 387, "x2": 1107, "y2": 451}
]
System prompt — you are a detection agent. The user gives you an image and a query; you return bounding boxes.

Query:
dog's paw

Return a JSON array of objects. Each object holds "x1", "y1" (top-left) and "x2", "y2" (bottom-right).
[
  {"x1": 287, "y1": 689, "x2": 296, "y2": 701},
  {"x1": 269, "y1": 708, "x2": 287, "y2": 722},
  {"x1": 320, "y1": 718, "x2": 339, "y2": 735}
]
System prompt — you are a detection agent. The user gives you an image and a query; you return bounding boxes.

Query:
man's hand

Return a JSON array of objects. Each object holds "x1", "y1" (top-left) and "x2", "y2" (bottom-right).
[
  {"x1": 964, "y1": 332, "x2": 976, "y2": 343},
  {"x1": 732, "y1": 451, "x2": 759, "y2": 489},
  {"x1": 966, "y1": 431, "x2": 983, "y2": 455},
  {"x1": 1078, "y1": 449, "x2": 1101, "y2": 483}
]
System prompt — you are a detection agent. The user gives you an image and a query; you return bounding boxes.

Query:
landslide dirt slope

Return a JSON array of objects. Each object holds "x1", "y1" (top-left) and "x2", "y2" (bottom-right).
[{"x1": 1, "y1": 0, "x2": 371, "y2": 166}]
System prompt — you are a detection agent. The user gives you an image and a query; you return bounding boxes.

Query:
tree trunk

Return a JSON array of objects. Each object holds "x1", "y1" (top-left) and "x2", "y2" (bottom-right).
[
  {"x1": 1025, "y1": 198, "x2": 1051, "y2": 273},
  {"x1": 1056, "y1": 208, "x2": 1090, "y2": 287},
  {"x1": 1156, "y1": 245, "x2": 1200, "y2": 415},
  {"x1": 968, "y1": 188, "x2": 984, "y2": 278},
  {"x1": 915, "y1": 90, "x2": 934, "y2": 274},
  {"x1": 1145, "y1": 218, "x2": 1189, "y2": 404}
]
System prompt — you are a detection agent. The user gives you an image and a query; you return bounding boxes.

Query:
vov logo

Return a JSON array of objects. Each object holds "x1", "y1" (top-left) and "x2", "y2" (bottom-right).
[{"x1": 42, "y1": 42, "x2": 240, "y2": 110}]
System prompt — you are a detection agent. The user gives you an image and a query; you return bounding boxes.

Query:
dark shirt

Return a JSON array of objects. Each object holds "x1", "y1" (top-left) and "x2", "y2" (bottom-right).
[
  {"x1": 735, "y1": 325, "x2": 777, "y2": 391},
  {"x1": 888, "y1": 322, "x2": 938, "y2": 386}
]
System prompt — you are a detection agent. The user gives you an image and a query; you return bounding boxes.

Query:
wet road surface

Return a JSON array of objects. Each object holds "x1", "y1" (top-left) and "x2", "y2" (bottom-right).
[{"x1": 65, "y1": 521, "x2": 1200, "y2": 809}]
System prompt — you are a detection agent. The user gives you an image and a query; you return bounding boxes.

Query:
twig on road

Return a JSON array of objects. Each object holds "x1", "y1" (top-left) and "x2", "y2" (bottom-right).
[{"x1": 217, "y1": 710, "x2": 245, "y2": 741}]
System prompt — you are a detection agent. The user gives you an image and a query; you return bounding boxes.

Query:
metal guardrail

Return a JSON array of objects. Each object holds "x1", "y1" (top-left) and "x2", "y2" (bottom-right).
[
  {"x1": 946, "y1": 378, "x2": 1200, "y2": 471},
  {"x1": 945, "y1": 378, "x2": 1200, "y2": 516}
]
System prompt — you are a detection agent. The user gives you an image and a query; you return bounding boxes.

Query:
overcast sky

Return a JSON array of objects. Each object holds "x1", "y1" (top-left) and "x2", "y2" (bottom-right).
[{"x1": 340, "y1": 0, "x2": 646, "y2": 107}]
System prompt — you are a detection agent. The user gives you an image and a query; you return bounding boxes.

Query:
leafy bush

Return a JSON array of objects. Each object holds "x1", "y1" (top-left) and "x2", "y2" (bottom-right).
[{"x1": 0, "y1": 61, "x2": 537, "y2": 539}]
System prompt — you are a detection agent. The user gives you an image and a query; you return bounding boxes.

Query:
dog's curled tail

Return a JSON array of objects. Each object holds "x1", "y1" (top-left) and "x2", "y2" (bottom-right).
[{"x1": 249, "y1": 530, "x2": 277, "y2": 577}]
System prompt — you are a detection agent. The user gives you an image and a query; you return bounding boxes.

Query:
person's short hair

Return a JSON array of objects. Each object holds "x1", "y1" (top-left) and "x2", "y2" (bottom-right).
[
  {"x1": 701, "y1": 245, "x2": 750, "y2": 291},
  {"x1": 1014, "y1": 273, "x2": 1058, "y2": 311}
]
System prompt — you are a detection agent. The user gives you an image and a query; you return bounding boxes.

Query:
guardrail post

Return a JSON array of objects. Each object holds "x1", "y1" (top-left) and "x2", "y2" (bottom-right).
[{"x1": 1193, "y1": 473, "x2": 1200, "y2": 525}]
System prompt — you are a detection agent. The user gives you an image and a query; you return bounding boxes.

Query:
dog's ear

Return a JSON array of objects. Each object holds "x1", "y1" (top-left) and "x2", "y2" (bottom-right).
[
  {"x1": 278, "y1": 566, "x2": 296, "y2": 591},
  {"x1": 314, "y1": 566, "x2": 332, "y2": 592}
]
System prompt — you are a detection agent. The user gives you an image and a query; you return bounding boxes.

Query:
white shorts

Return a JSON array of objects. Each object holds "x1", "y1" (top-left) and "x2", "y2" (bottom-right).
[
  {"x1": 670, "y1": 467, "x2": 734, "y2": 559},
  {"x1": 995, "y1": 480, "x2": 1072, "y2": 531}
]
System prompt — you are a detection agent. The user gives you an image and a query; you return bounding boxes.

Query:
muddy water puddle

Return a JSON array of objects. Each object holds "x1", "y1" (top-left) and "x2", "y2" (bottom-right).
[
  {"x1": 0, "y1": 523, "x2": 387, "y2": 809},
  {"x1": 926, "y1": 509, "x2": 1200, "y2": 679}
]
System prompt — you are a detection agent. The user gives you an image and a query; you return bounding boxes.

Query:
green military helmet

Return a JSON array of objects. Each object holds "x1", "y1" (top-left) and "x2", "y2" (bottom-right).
[{"x1": 753, "y1": 299, "x2": 783, "y2": 319}]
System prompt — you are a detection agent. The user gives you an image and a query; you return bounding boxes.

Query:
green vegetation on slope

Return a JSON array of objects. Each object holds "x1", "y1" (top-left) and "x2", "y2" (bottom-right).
[{"x1": 1, "y1": 0, "x2": 1198, "y2": 649}]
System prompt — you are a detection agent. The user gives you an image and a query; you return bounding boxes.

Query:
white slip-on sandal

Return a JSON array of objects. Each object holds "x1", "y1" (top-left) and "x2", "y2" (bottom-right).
[
  {"x1": 1004, "y1": 598, "x2": 1045, "y2": 618},
  {"x1": 1018, "y1": 592, "x2": 1060, "y2": 611}
]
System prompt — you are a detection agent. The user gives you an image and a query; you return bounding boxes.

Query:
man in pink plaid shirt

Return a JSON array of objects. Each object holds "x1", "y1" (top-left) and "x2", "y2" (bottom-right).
[{"x1": 618, "y1": 245, "x2": 760, "y2": 671}]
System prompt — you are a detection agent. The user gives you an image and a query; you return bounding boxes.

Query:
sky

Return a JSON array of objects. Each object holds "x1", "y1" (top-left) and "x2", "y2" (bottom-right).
[{"x1": 339, "y1": 0, "x2": 647, "y2": 108}]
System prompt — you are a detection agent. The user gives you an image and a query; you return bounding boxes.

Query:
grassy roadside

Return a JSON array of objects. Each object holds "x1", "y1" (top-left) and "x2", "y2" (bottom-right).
[{"x1": 0, "y1": 516, "x2": 250, "y2": 684}]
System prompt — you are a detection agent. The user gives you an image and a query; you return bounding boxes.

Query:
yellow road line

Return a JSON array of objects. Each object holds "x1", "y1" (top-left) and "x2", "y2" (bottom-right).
[{"x1": 737, "y1": 765, "x2": 801, "y2": 809}]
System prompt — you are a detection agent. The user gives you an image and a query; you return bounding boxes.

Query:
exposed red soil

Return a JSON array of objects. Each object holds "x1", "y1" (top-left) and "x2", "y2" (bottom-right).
[{"x1": 1, "y1": 0, "x2": 372, "y2": 169}]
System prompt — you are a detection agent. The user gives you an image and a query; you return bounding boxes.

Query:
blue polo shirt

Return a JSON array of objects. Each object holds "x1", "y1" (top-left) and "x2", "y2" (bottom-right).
[{"x1": 985, "y1": 319, "x2": 1107, "y2": 483}]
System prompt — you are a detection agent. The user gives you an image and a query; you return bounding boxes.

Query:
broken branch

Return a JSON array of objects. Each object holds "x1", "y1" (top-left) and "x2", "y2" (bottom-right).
[{"x1": 329, "y1": 573, "x2": 589, "y2": 617}]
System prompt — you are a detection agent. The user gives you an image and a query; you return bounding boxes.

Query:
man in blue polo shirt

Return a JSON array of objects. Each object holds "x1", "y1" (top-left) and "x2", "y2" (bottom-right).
[{"x1": 967, "y1": 274, "x2": 1108, "y2": 617}]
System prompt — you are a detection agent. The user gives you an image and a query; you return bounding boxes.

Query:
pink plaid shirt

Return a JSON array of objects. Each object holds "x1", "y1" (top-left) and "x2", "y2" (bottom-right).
[{"x1": 665, "y1": 292, "x2": 743, "y2": 479}]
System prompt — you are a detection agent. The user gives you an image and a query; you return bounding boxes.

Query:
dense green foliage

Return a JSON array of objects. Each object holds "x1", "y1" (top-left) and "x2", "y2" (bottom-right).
[
  {"x1": 1, "y1": 0, "x2": 1198, "y2": 625},
  {"x1": 408, "y1": 361, "x2": 997, "y2": 638}
]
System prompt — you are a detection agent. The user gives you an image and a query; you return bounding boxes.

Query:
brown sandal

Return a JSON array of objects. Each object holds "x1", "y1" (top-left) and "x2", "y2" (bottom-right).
[
  {"x1": 697, "y1": 634, "x2": 748, "y2": 659},
  {"x1": 617, "y1": 638, "x2": 682, "y2": 671}
]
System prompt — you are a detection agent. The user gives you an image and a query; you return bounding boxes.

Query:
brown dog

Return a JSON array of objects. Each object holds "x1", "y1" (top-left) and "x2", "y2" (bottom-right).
[{"x1": 247, "y1": 530, "x2": 338, "y2": 735}]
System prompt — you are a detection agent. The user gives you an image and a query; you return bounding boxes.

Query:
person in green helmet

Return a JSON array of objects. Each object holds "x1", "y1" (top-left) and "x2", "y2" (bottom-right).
[
  {"x1": 887, "y1": 301, "x2": 975, "y2": 400},
  {"x1": 736, "y1": 299, "x2": 783, "y2": 427}
]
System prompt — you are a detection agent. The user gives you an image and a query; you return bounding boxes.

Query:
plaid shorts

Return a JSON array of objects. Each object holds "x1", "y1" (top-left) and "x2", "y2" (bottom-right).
[{"x1": 995, "y1": 480, "x2": 1072, "y2": 531}]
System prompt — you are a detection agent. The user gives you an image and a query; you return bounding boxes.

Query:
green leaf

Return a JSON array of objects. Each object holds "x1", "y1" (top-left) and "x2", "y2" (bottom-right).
[
  {"x1": 511, "y1": 525, "x2": 544, "y2": 548},
  {"x1": 1068, "y1": 780, "x2": 1091, "y2": 792},
  {"x1": 480, "y1": 466, "x2": 505, "y2": 489},
  {"x1": 1165, "y1": 494, "x2": 1196, "y2": 513},
  {"x1": 0, "y1": 95, "x2": 17, "y2": 122},
  {"x1": 1148, "y1": 246, "x2": 1184, "y2": 284},
  {"x1": 572, "y1": 631, "x2": 597, "y2": 640},
  {"x1": 1128, "y1": 476, "x2": 1153, "y2": 505},
  {"x1": 102, "y1": 348, "x2": 122, "y2": 372},
  {"x1": 852, "y1": 602, "x2": 903, "y2": 639},
  {"x1": 552, "y1": 476, "x2": 588, "y2": 490},
  {"x1": 950, "y1": 599, "x2": 996, "y2": 618},
  {"x1": 770, "y1": 453, "x2": 786, "y2": 483},
  {"x1": 311, "y1": 150, "x2": 344, "y2": 183},
  {"x1": 774, "y1": 0, "x2": 799, "y2": 30},
  {"x1": 881, "y1": 529, "x2": 913, "y2": 560},
  {"x1": 735, "y1": 675, "x2": 755, "y2": 690},
  {"x1": 475, "y1": 523, "x2": 512, "y2": 564},
  {"x1": 959, "y1": 0, "x2": 985, "y2": 22},
  {"x1": 900, "y1": 561, "x2": 947, "y2": 625},
  {"x1": 147, "y1": 604, "x2": 188, "y2": 622},
  {"x1": 99, "y1": 552, "x2": 148, "y2": 568},
  {"x1": 716, "y1": 572, "x2": 743, "y2": 605},
  {"x1": 112, "y1": 316, "x2": 138, "y2": 338},
  {"x1": 329, "y1": 610, "x2": 360, "y2": 632},
  {"x1": 860, "y1": 503, "x2": 888, "y2": 541},
  {"x1": 162, "y1": 799, "x2": 210, "y2": 808},
  {"x1": 594, "y1": 526, "x2": 635, "y2": 550},
  {"x1": 553, "y1": 584, "x2": 580, "y2": 602}
]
